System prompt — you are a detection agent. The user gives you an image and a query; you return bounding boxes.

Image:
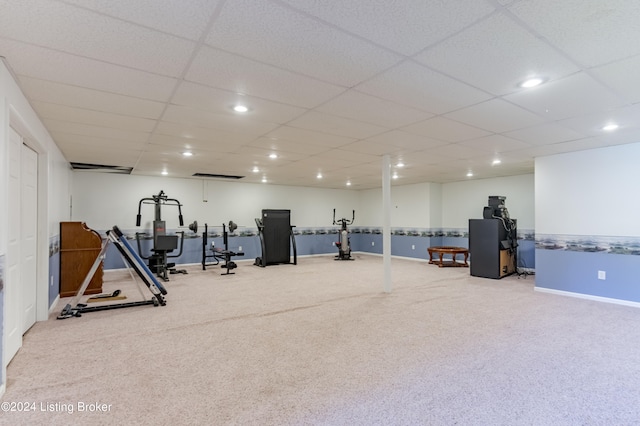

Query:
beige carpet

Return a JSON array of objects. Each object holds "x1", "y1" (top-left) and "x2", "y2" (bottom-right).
[{"x1": 2, "y1": 254, "x2": 640, "y2": 425}]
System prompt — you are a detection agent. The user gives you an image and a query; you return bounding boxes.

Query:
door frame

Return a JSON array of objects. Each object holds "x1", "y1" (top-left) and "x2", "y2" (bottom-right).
[{"x1": 9, "y1": 107, "x2": 49, "y2": 323}]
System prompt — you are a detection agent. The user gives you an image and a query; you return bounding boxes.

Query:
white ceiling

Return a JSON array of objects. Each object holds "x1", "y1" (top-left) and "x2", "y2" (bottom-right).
[{"x1": 1, "y1": 0, "x2": 639, "y2": 189}]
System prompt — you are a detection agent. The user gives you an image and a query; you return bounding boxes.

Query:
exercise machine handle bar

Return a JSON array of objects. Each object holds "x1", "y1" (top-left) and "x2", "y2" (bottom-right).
[
  {"x1": 136, "y1": 190, "x2": 184, "y2": 227},
  {"x1": 333, "y1": 209, "x2": 355, "y2": 226}
]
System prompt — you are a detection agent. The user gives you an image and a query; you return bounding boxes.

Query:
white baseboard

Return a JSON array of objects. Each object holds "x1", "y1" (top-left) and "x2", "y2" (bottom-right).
[{"x1": 535, "y1": 287, "x2": 640, "y2": 309}]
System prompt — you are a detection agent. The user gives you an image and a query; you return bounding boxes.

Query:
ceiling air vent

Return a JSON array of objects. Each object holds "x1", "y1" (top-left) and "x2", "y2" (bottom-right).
[
  {"x1": 70, "y1": 162, "x2": 133, "y2": 174},
  {"x1": 193, "y1": 173, "x2": 245, "y2": 180}
]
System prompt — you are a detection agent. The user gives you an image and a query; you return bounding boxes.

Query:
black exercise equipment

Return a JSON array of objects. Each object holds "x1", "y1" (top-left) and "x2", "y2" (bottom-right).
[
  {"x1": 135, "y1": 190, "x2": 187, "y2": 281},
  {"x1": 254, "y1": 209, "x2": 297, "y2": 267},
  {"x1": 200, "y1": 221, "x2": 245, "y2": 275},
  {"x1": 58, "y1": 226, "x2": 167, "y2": 319},
  {"x1": 333, "y1": 209, "x2": 355, "y2": 260}
]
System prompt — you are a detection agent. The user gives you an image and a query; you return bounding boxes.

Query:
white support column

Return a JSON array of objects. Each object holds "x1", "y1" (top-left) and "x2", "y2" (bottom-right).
[{"x1": 382, "y1": 155, "x2": 392, "y2": 293}]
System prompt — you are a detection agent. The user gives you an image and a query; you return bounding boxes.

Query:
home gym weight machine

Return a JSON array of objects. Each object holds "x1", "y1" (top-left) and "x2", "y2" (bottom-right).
[
  {"x1": 135, "y1": 191, "x2": 187, "y2": 281},
  {"x1": 333, "y1": 209, "x2": 355, "y2": 260},
  {"x1": 197, "y1": 221, "x2": 245, "y2": 275}
]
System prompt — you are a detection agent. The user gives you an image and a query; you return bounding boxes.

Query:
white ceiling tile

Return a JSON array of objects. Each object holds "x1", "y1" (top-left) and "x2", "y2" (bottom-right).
[
  {"x1": 204, "y1": 0, "x2": 402, "y2": 86},
  {"x1": 414, "y1": 12, "x2": 580, "y2": 96},
  {"x1": 43, "y1": 119, "x2": 151, "y2": 143},
  {"x1": 365, "y1": 130, "x2": 448, "y2": 151},
  {"x1": 0, "y1": 39, "x2": 177, "y2": 101},
  {"x1": 591, "y1": 55, "x2": 640, "y2": 104},
  {"x1": 504, "y1": 72, "x2": 627, "y2": 121},
  {"x1": 33, "y1": 101, "x2": 156, "y2": 132},
  {"x1": 148, "y1": 134, "x2": 242, "y2": 153},
  {"x1": 186, "y1": 46, "x2": 347, "y2": 108},
  {"x1": 265, "y1": 126, "x2": 356, "y2": 148},
  {"x1": 444, "y1": 99, "x2": 545, "y2": 133},
  {"x1": 423, "y1": 143, "x2": 488, "y2": 160},
  {"x1": 248, "y1": 138, "x2": 329, "y2": 155},
  {"x1": 339, "y1": 140, "x2": 401, "y2": 156},
  {"x1": 550, "y1": 137, "x2": 613, "y2": 154},
  {"x1": 504, "y1": 123, "x2": 585, "y2": 146},
  {"x1": 3, "y1": 1, "x2": 638, "y2": 187},
  {"x1": 0, "y1": 0, "x2": 196, "y2": 76},
  {"x1": 458, "y1": 134, "x2": 531, "y2": 153},
  {"x1": 316, "y1": 90, "x2": 433, "y2": 128},
  {"x1": 61, "y1": 0, "x2": 222, "y2": 40},
  {"x1": 356, "y1": 61, "x2": 492, "y2": 114},
  {"x1": 154, "y1": 122, "x2": 257, "y2": 145},
  {"x1": 402, "y1": 117, "x2": 492, "y2": 142},
  {"x1": 287, "y1": 111, "x2": 389, "y2": 140},
  {"x1": 52, "y1": 132, "x2": 147, "y2": 151},
  {"x1": 509, "y1": 0, "x2": 640, "y2": 67},
  {"x1": 20, "y1": 77, "x2": 165, "y2": 119},
  {"x1": 312, "y1": 149, "x2": 380, "y2": 164},
  {"x1": 555, "y1": 104, "x2": 640, "y2": 137},
  {"x1": 233, "y1": 146, "x2": 302, "y2": 163},
  {"x1": 280, "y1": 0, "x2": 495, "y2": 56},
  {"x1": 162, "y1": 105, "x2": 279, "y2": 136},
  {"x1": 172, "y1": 81, "x2": 307, "y2": 124}
]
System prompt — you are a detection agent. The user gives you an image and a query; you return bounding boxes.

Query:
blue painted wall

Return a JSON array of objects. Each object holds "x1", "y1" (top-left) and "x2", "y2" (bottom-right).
[
  {"x1": 536, "y1": 234, "x2": 640, "y2": 302},
  {"x1": 92, "y1": 226, "x2": 535, "y2": 272},
  {"x1": 49, "y1": 235, "x2": 60, "y2": 308}
]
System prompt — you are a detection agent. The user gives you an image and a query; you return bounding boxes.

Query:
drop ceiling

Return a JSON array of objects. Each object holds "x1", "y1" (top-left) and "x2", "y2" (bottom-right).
[{"x1": 1, "y1": 0, "x2": 639, "y2": 189}]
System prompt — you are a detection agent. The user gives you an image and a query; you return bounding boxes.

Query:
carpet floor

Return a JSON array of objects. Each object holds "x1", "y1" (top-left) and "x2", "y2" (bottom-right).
[{"x1": 2, "y1": 254, "x2": 640, "y2": 425}]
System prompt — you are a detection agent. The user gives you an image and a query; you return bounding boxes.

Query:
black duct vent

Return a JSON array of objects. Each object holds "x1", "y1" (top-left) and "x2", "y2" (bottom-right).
[
  {"x1": 70, "y1": 162, "x2": 133, "y2": 174},
  {"x1": 193, "y1": 173, "x2": 245, "y2": 180}
]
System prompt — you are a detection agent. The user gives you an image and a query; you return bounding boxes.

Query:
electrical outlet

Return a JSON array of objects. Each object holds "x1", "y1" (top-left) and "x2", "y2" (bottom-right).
[
  {"x1": 371, "y1": 241, "x2": 375, "y2": 246},
  {"x1": 598, "y1": 270, "x2": 606, "y2": 280},
  {"x1": 411, "y1": 245, "x2": 415, "y2": 250},
  {"x1": 238, "y1": 246, "x2": 242, "y2": 252}
]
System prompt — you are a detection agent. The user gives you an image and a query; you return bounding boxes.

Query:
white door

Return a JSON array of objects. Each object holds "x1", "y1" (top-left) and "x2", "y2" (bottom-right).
[
  {"x1": 4, "y1": 128, "x2": 39, "y2": 368},
  {"x1": 21, "y1": 144, "x2": 38, "y2": 332},
  {"x1": 5, "y1": 128, "x2": 22, "y2": 364}
]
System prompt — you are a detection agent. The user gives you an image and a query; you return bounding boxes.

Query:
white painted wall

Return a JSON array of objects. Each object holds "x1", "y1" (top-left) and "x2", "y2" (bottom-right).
[
  {"x1": 358, "y1": 176, "x2": 533, "y2": 230},
  {"x1": 358, "y1": 182, "x2": 441, "y2": 228},
  {"x1": 442, "y1": 174, "x2": 534, "y2": 229},
  {"x1": 49, "y1": 149, "x2": 72, "y2": 233},
  {"x1": 536, "y1": 144, "x2": 640, "y2": 236},
  {"x1": 72, "y1": 172, "x2": 360, "y2": 230}
]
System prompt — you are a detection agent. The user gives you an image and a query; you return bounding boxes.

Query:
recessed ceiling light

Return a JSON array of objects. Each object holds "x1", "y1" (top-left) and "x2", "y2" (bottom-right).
[
  {"x1": 317, "y1": 173, "x2": 323, "y2": 179},
  {"x1": 261, "y1": 177, "x2": 267, "y2": 183},
  {"x1": 519, "y1": 77, "x2": 545, "y2": 88},
  {"x1": 392, "y1": 173, "x2": 399, "y2": 179},
  {"x1": 252, "y1": 166, "x2": 260, "y2": 173},
  {"x1": 269, "y1": 153, "x2": 278, "y2": 159},
  {"x1": 396, "y1": 162, "x2": 405, "y2": 168},
  {"x1": 492, "y1": 159, "x2": 501, "y2": 166},
  {"x1": 602, "y1": 123, "x2": 619, "y2": 131},
  {"x1": 233, "y1": 105, "x2": 249, "y2": 113},
  {"x1": 346, "y1": 181, "x2": 352, "y2": 186},
  {"x1": 182, "y1": 151, "x2": 193, "y2": 157},
  {"x1": 466, "y1": 171, "x2": 473, "y2": 177},
  {"x1": 161, "y1": 170, "x2": 168, "y2": 175}
]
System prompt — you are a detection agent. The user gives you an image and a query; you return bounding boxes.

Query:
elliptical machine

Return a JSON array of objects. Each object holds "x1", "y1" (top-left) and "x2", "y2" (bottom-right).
[{"x1": 333, "y1": 209, "x2": 355, "y2": 261}]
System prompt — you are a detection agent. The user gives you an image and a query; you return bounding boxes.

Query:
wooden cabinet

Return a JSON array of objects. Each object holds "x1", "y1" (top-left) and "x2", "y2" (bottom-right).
[{"x1": 60, "y1": 222, "x2": 103, "y2": 297}]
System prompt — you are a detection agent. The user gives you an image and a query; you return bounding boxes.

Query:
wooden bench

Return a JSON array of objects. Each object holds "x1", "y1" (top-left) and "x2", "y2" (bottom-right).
[{"x1": 428, "y1": 246, "x2": 469, "y2": 267}]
